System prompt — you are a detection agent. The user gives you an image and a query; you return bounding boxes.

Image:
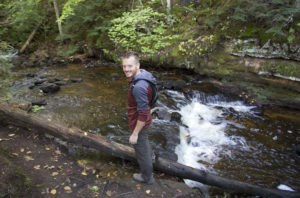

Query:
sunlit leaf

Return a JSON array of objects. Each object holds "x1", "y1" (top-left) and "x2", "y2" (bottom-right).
[{"x1": 50, "y1": 189, "x2": 56, "y2": 195}]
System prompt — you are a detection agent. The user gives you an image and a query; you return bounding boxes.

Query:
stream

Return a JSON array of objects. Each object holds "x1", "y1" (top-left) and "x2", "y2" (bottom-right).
[{"x1": 2, "y1": 62, "x2": 300, "y2": 193}]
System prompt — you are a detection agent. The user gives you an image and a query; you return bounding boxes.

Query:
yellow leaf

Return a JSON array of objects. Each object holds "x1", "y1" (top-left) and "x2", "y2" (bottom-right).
[
  {"x1": 24, "y1": 155, "x2": 34, "y2": 161},
  {"x1": 81, "y1": 171, "x2": 87, "y2": 176},
  {"x1": 8, "y1": 134, "x2": 15, "y2": 137},
  {"x1": 26, "y1": 151, "x2": 32, "y2": 154},
  {"x1": 20, "y1": 148, "x2": 25, "y2": 152},
  {"x1": 64, "y1": 186, "x2": 71, "y2": 191},
  {"x1": 58, "y1": 165, "x2": 63, "y2": 170},
  {"x1": 113, "y1": 171, "x2": 118, "y2": 176},
  {"x1": 96, "y1": 174, "x2": 99, "y2": 178},
  {"x1": 107, "y1": 172, "x2": 111, "y2": 177},
  {"x1": 12, "y1": 153, "x2": 19, "y2": 156},
  {"x1": 34, "y1": 165, "x2": 40, "y2": 170},
  {"x1": 106, "y1": 190, "x2": 112, "y2": 197},
  {"x1": 50, "y1": 189, "x2": 56, "y2": 195},
  {"x1": 145, "y1": 190, "x2": 151, "y2": 194},
  {"x1": 52, "y1": 172, "x2": 59, "y2": 176},
  {"x1": 45, "y1": 147, "x2": 51, "y2": 151}
]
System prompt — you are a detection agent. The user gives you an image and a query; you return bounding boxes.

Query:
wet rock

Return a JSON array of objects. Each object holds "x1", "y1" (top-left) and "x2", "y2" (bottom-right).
[
  {"x1": 110, "y1": 73, "x2": 120, "y2": 80},
  {"x1": 31, "y1": 99, "x2": 47, "y2": 106},
  {"x1": 40, "y1": 83, "x2": 60, "y2": 93},
  {"x1": 71, "y1": 78, "x2": 83, "y2": 83},
  {"x1": 170, "y1": 112, "x2": 182, "y2": 123},
  {"x1": 291, "y1": 144, "x2": 300, "y2": 157},
  {"x1": 26, "y1": 73, "x2": 36, "y2": 78},
  {"x1": 34, "y1": 79, "x2": 47, "y2": 85},
  {"x1": 54, "y1": 81, "x2": 67, "y2": 86},
  {"x1": 163, "y1": 79, "x2": 186, "y2": 90},
  {"x1": 47, "y1": 78, "x2": 58, "y2": 83},
  {"x1": 28, "y1": 84, "x2": 35, "y2": 89},
  {"x1": 152, "y1": 108, "x2": 171, "y2": 121}
]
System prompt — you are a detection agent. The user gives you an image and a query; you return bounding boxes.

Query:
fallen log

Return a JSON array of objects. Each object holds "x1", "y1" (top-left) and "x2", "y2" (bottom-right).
[
  {"x1": 0, "y1": 103, "x2": 299, "y2": 198},
  {"x1": 20, "y1": 23, "x2": 41, "y2": 54}
]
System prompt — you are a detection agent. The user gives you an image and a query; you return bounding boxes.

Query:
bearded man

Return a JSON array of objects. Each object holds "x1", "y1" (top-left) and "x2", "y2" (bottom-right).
[{"x1": 122, "y1": 51, "x2": 156, "y2": 184}]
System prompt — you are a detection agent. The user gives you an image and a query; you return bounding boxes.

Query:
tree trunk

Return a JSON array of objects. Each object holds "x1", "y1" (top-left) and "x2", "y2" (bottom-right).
[
  {"x1": 166, "y1": 0, "x2": 171, "y2": 13},
  {"x1": 53, "y1": 0, "x2": 63, "y2": 40},
  {"x1": 19, "y1": 23, "x2": 41, "y2": 54},
  {"x1": 0, "y1": 103, "x2": 299, "y2": 198}
]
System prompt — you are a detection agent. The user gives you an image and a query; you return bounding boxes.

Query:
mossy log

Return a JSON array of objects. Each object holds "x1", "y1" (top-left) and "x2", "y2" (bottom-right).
[{"x1": 0, "y1": 103, "x2": 299, "y2": 198}]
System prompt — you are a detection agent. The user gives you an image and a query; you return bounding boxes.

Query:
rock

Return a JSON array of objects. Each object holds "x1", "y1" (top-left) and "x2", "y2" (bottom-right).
[
  {"x1": 170, "y1": 112, "x2": 182, "y2": 123},
  {"x1": 70, "y1": 78, "x2": 83, "y2": 83},
  {"x1": 54, "y1": 81, "x2": 67, "y2": 86},
  {"x1": 40, "y1": 83, "x2": 60, "y2": 93},
  {"x1": 152, "y1": 108, "x2": 171, "y2": 121},
  {"x1": 31, "y1": 99, "x2": 47, "y2": 106},
  {"x1": 163, "y1": 79, "x2": 186, "y2": 90},
  {"x1": 110, "y1": 73, "x2": 120, "y2": 80},
  {"x1": 34, "y1": 79, "x2": 47, "y2": 85},
  {"x1": 26, "y1": 73, "x2": 36, "y2": 78}
]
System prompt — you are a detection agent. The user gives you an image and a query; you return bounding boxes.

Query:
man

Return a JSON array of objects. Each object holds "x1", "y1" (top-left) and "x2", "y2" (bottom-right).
[{"x1": 122, "y1": 51, "x2": 155, "y2": 184}]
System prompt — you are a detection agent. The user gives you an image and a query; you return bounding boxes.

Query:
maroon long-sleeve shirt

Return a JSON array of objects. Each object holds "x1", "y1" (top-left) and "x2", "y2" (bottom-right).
[{"x1": 127, "y1": 70, "x2": 154, "y2": 131}]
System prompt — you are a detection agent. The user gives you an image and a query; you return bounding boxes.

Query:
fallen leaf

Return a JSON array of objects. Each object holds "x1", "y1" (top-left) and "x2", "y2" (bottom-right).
[
  {"x1": 81, "y1": 171, "x2": 87, "y2": 176},
  {"x1": 106, "y1": 190, "x2": 112, "y2": 197},
  {"x1": 64, "y1": 186, "x2": 71, "y2": 191},
  {"x1": 51, "y1": 172, "x2": 59, "y2": 176},
  {"x1": 136, "y1": 184, "x2": 141, "y2": 190},
  {"x1": 26, "y1": 151, "x2": 32, "y2": 154},
  {"x1": 113, "y1": 171, "x2": 118, "y2": 176},
  {"x1": 107, "y1": 172, "x2": 111, "y2": 177},
  {"x1": 24, "y1": 155, "x2": 34, "y2": 161},
  {"x1": 103, "y1": 181, "x2": 107, "y2": 185},
  {"x1": 12, "y1": 153, "x2": 19, "y2": 157},
  {"x1": 55, "y1": 150, "x2": 61, "y2": 155},
  {"x1": 20, "y1": 148, "x2": 25, "y2": 152},
  {"x1": 145, "y1": 190, "x2": 151, "y2": 194},
  {"x1": 57, "y1": 165, "x2": 63, "y2": 170},
  {"x1": 8, "y1": 133, "x2": 15, "y2": 137},
  {"x1": 34, "y1": 165, "x2": 41, "y2": 170},
  {"x1": 90, "y1": 186, "x2": 99, "y2": 192},
  {"x1": 50, "y1": 189, "x2": 56, "y2": 195},
  {"x1": 96, "y1": 174, "x2": 99, "y2": 178},
  {"x1": 176, "y1": 189, "x2": 182, "y2": 193},
  {"x1": 45, "y1": 147, "x2": 51, "y2": 151},
  {"x1": 66, "y1": 169, "x2": 71, "y2": 173},
  {"x1": 84, "y1": 132, "x2": 88, "y2": 136}
]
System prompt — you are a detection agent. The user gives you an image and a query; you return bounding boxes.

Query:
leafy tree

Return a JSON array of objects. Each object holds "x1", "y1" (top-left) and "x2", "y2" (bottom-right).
[{"x1": 108, "y1": 7, "x2": 178, "y2": 56}]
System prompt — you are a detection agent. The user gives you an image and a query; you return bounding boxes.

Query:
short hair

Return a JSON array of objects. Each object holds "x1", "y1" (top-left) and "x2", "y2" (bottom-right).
[{"x1": 121, "y1": 51, "x2": 140, "y2": 64}]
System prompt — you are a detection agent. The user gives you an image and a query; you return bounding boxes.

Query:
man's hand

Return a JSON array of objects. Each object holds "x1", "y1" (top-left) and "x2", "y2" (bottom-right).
[{"x1": 129, "y1": 134, "x2": 138, "y2": 144}]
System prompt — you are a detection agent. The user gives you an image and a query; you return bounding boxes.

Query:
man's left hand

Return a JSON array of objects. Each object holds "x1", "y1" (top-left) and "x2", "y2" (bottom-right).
[{"x1": 129, "y1": 134, "x2": 138, "y2": 144}]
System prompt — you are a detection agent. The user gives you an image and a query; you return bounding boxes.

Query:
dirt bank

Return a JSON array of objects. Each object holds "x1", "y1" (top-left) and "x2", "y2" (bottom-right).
[{"x1": 0, "y1": 125, "x2": 202, "y2": 198}]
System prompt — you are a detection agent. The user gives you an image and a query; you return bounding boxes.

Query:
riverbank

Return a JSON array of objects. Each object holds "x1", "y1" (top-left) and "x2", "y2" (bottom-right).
[{"x1": 0, "y1": 124, "x2": 202, "y2": 198}]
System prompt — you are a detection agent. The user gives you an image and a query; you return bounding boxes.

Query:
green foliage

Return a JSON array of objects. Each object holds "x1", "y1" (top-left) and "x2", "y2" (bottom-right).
[
  {"x1": 0, "y1": 0, "x2": 46, "y2": 45},
  {"x1": 178, "y1": 34, "x2": 218, "y2": 57},
  {"x1": 0, "y1": 41, "x2": 13, "y2": 100},
  {"x1": 60, "y1": 0, "x2": 86, "y2": 22},
  {"x1": 32, "y1": 105, "x2": 45, "y2": 113},
  {"x1": 108, "y1": 7, "x2": 179, "y2": 56},
  {"x1": 231, "y1": 0, "x2": 300, "y2": 40},
  {"x1": 57, "y1": 45, "x2": 80, "y2": 57},
  {"x1": 259, "y1": 62, "x2": 299, "y2": 77}
]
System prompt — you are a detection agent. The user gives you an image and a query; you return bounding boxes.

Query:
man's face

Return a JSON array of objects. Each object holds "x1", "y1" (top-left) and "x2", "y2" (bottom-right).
[{"x1": 122, "y1": 56, "x2": 140, "y2": 78}]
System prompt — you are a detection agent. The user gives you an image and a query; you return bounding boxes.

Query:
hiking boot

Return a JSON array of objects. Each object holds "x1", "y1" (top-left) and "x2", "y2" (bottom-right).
[{"x1": 133, "y1": 173, "x2": 154, "y2": 185}]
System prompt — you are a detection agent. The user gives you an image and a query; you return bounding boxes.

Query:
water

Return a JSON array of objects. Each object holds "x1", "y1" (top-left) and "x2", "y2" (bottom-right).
[{"x1": 3, "y1": 64, "x2": 300, "y2": 193}]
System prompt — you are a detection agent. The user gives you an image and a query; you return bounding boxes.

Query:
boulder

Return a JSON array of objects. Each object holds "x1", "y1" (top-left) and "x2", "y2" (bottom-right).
[{"x1": 40, "y1": 83, "x2": 60, "y2": 93}]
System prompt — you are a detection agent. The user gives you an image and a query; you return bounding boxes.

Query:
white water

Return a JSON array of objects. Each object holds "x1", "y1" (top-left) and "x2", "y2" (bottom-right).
[{"x1": 173, "y1": 91, "x2": 255, "y2": 188}]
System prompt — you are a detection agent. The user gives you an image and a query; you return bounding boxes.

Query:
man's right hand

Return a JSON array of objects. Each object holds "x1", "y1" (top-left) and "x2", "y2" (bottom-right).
[{"x1": 129, "y1": 134, "x2": 138, "y2": 144}]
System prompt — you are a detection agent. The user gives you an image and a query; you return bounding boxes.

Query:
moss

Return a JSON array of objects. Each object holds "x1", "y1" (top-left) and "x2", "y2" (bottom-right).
[{"x1": 259, "y1": 61, "x2": 300, "y2": 78}]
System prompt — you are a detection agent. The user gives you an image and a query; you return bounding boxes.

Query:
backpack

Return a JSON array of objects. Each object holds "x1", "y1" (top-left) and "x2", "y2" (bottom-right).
[{"x1": 132, "y1": 79, "x2": 158, "y2": 107}]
